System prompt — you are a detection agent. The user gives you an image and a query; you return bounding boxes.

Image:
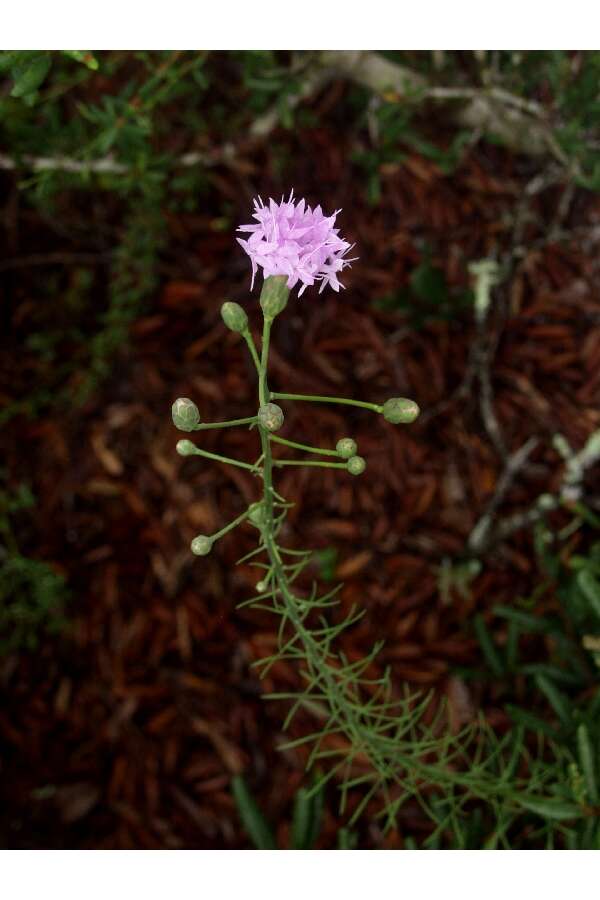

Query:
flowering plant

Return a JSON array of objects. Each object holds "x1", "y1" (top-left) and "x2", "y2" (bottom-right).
[{"x1": 171, "y1": 196, "x2": 574, "y2": 837}]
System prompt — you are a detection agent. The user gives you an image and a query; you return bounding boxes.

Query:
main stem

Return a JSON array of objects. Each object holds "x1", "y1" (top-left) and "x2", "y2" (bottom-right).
[
  {"x1": 258, "y1": 315, "x2": 275, "y2": 537},
  {"x1": 256, "y1": 311, "x2": 368, "y2": 758}
]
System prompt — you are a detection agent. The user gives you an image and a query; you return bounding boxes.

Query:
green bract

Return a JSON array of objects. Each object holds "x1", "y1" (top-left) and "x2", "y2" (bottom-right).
[
  {"x1": 171, "y1": 397, "x2": 200, "y2": 431},
  {"x1": 259, "y1": 275, "x2": 289, "y2": 318},
  {"x1": 221, "y1": 301, "x2": 249, "y2": 333},
  {"x1": 382, "y1": 397, "x2": 420, "y2": 425}
]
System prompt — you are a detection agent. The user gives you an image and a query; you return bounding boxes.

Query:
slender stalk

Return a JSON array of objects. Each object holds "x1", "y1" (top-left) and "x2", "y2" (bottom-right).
[
  {"x1": 257, "y1": 315, "x2": 276, "y2": 532},
  {"x1": 212, "y1": 508, "x2": 251, "y2": 541},
  {"x1": 273, "y1": 459, "x2": 347, "y2": 470},
  {"x1": 272, "y1": 392, "x2": 382, "y2": 414},
  {"x1": 242, "y1": 329, "x2": 261, "y2": 376},
  {"x1": 194, "y1": 416, "x2": 257, "y2": 431},
  {"x1": 187, "y1": 445, "x2": 260, "y2": 472},
  {"x1": 259, "y1": 318, "x2": 273, "y2": 407},
  {"x1": 270, "y1": 433, "x2": 340, "y2": 457},
  {"x1": 254, "y1": 312, "x2": 370, "y2": 769}
]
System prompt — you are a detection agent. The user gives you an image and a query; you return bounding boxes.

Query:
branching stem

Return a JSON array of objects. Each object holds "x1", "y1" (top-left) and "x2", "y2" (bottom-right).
[
  {"x1": 272, "y1": 391, "x2": 382, "y2": 414},
  {"x1": 187, "y1": 444, "x2": 260, "y2": 472},
  {"x1": 194, "y1": 416, "x2": 257, "y2": 431},
  {"x1": 269, "y1": 433, "x2": 340, "y2": 457}
]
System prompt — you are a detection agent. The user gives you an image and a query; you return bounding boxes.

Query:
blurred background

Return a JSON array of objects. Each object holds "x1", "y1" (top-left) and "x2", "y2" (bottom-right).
[{"x1": 1, "y1": 50, "x2": 600, "y2": 849}]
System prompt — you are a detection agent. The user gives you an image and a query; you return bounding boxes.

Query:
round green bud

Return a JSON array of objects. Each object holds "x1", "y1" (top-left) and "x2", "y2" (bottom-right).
[
  {"x1": 347, "y1": 455, "x2": 366, "y2": 476},
  {"x1": 382, "y1": 397, "x2": 420, "y2": 425},
  {"x1": 176, "y1": 439, "x2": 196, "y2": 456},
  {"x1": 172, "y1": 397, "x2": 200, "y2": 432},
  {"x1": 221, "y1": 301, "x2": 248, "y2": 334},
  {"x1": 260, "y1": 275, "x2": 290, "y2": 318},
  {"x1": 258, "y1": 403, "x2": 284, "y2": 432},
  {"x1": 256, "y1": 580, "x2": 267, "y2": 593},
  {"x1": 248, "y1": 502, "x2": 267, "y2": 529},
  {"x1": 191, "y1": 534, "x2": 212, "y2": 556},
  {"x1": 537, "y1": 493, "x2": 556, "y2": 511},
  {"x1": 336, "y1": 437, "x2": 358, "y2": 459}
]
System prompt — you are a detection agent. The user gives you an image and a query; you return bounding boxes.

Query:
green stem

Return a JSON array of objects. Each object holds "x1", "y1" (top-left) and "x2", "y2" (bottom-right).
[
  {"x1": 272, "y1": 392, "x2": 382, "y2": 414},
  {"x1": 258, "y1": 315, "x2": 275, "y2": 530},
  {"x1": 273, "y1": 459, "x2": 347, "y2": 470},
  {"x1": 269, "y1": 434, "x2": 340, "y2": 457},
  {"x1": 212, "y1": 508, "x2": 251, "y2": 541},
  {"x1": 194, "y1": 416, "x2": 257, "y2": 431},
  {"x1": 259, "y1": 318, "x2": 273, "y2": 407},
  {"x1": 242, "y1": 329, "x2": 261, "y2": 376},
  {"x1": 253, "y1": 314, "x2": 368, "y2": 772},
  {"x1": 187, "y1": 445, "x2": 260, "y2": 472}
]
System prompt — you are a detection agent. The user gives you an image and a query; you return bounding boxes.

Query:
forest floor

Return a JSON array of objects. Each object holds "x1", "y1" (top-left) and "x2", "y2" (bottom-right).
[{"x1": 1, "y1": 120, "x2": 600, "y2": 848}]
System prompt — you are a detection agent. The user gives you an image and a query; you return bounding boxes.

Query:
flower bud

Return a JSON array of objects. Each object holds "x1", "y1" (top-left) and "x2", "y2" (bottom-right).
[
  {"x1": 248, "y1": 502, "x2": 267, "y2": 528},
  {"x1": 336, "y1": 437, "x2": 357, "y2": 459},
  {"x1": 256, "y1": 580, "x2": 267, "y2": 593},
  {"x1": 176, "y1": 439, "x2": 196, "y2": 456},
  {"x1": 347, "y1": 455, "x2": 366, "y2": 476},
  {"x1": 382, "y1": 398, "x2": 420, "y2": 425},
  {"x1": 172, "y1": 397, "x2": 200, "y2": 432},
  {"x1": 537, "y1": 493, "x2": 556, "y2": 511},
  {"x1": 191, "y1": 534, "x2": 212, "y2": 556},
  {"x1": 260, "y1": 275, "x2": 289, "y2": 318},
  {"x1": 258, "y1": 403, "x2": 284, "y2": 432},
  {"x1": 221, "y1": 301, "x2": 248, "y2": 334}
]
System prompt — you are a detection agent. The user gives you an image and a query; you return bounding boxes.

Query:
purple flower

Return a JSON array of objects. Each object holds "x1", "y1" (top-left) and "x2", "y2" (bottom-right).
[{"x1": 237, "y1": 191, "x2": 357, "y2": 296}]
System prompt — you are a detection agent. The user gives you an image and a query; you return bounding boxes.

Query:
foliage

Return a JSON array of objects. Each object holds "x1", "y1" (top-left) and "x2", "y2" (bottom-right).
[
  {"x1": 231, "y1": 774, "x2": 342, "y2": 850},
  {"x1": 0, "y1": 482, "x2": 68, "y2": 654},
  {"x1": 374, "y1": 254, "x2": 473, "y2": 328},
  {"x1": 465, "y1": 508, "x2": 600, "y2": 848},
  {"x1": 495, "y1": 51, "x2": 600, "y2": 188}
]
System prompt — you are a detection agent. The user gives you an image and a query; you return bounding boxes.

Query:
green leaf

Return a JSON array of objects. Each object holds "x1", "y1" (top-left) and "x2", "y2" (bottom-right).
[
  {"x1": 506, "y1": 704, "x2": 559, "y2": 739},
  {"x1": 410, "y1": 260, "x2": 449, "y2": 305},
  {"x1": 290, "y1": 785, "x2": 323, "y2": 850},
  {"x1": 534, "y1": 674, "x2": 573, "y2": 728},
  {"x1": 577, "y1": 570, "x2": 600, "y2": 619},
  {"x1": 493, "y1": 605, "x2": 554, "y2": 633},
  {"x1": 577, "y1": 723, "x2": 598, "y2": 804},
  {"x1": 518, "y1": 797, "x2": 581, "y2": 821},
  {"x1": 315, "y1": 547, "x2": 337, "y2": 583},
  {"x1": 337, "y1": 827, "x2": 359, "y2": 849},
  {"x1": 10, "y1": 54, "x2": 51, "y2": 99},
  {"x1": 231, "y1": 775, "x2": 277, "y2": 850},
  {"x1": 62, "y1": 51, "x2": 99, "y2": 71}
]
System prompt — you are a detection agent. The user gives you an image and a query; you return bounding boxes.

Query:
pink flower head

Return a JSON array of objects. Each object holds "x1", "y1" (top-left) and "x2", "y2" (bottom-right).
[{"x1": 237, "y1": 190, "x2": 357, "y2": 296}]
